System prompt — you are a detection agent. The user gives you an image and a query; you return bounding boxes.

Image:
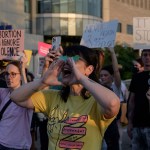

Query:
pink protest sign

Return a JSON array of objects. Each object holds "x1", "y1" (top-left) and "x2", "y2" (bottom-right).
[
  {"x1": 38, "y1": 42, "x2": 51, "y2": 56},
  {"x1": 0, "y1": 29, "x2": 24, "y2": 60}
]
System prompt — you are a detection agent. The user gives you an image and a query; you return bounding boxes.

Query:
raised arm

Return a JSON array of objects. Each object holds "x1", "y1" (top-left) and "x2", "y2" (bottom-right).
[
  {"x1": 10, "y1": 59, "x2": 65, "y2": 109},
  {"x1": 20, "y1": 52, "x2": 28, "y2": 84},
  {"x1": 81, "y1": 76, "x2": 120, "y2": 119},
  {"x1": 109, "y1": 48, "x2": 121, "y2": 88},
  {"x1": 64, "y1": 58, "x2": 120, "y2": 119}
]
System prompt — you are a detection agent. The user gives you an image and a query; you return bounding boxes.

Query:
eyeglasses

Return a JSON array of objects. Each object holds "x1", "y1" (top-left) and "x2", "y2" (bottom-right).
[{"x1": 4, "y1": 72, "x2": 20, "y2": 78}]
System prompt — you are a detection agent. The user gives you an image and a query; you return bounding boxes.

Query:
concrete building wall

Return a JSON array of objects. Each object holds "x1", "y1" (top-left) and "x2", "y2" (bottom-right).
[
  {"x1": 0, "y1": 0, "x2": 44, "y2": 75},
  {"x1": 103, "y1": 0, "x2": 150, "y2": 46},
  {"x1": 0, "y1": 0, "x2": 25, "y2": 29}
]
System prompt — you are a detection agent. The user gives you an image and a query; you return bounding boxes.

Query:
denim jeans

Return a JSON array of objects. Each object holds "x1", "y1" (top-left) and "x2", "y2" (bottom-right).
[
  {"x1": 132, "y1": 127, "x2": 150, "y2": 150},
  {"x1": 0, "y1": 144, "x2": 29, "y2": 150}
]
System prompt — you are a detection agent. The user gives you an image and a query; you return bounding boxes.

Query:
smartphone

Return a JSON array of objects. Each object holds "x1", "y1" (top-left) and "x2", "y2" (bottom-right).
[{"x1": 51, "y1": 36, "x2": 61, "y2": 51}]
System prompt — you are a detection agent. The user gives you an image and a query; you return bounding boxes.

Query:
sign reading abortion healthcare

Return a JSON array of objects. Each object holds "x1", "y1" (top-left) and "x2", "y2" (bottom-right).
[
  {"x1": 133, "y1": 17, "x2": 150, "y2": 49},
  {"x1": 0, "y1": 29, "x2": 24, "y2": 60},
  {"x1": 80, "y1": 20, "x2": 118, "y2": 48}
]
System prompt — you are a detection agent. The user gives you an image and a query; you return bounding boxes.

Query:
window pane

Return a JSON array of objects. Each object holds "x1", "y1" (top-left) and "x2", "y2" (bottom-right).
[
  {"x1": 43, "y1": 0, "x2": 52, "y2": 13},
  {"x1": 44, "y1": 18, "x2": 52, "y2": 35},
  {"x1": 60, "y1": 0, "x2": 68, "y2": 13},
  {"x1": 60, "y1": 18, "x2": 68, "y2": 35},
  {"x1": 76, "y1": 0, "x2": 82, "y2": 14},
  {"x1": 37, "y1": 0, "x2": 43, "y2": 13},
  {"x1": 83, "y1": 19, "x2": 89, "y2": 32},
  {"x1": 88, "y1": 0, "x2": 101, "y2": 17},
  {"x1": 25, "y1": 19, "x2": 32, "y2": 33},
  {"x1": 127, "y1": 24, "x2": 133, "y2": 34},
  {"x1": 24, "y1": 0, "x2": 30, "y2": 13},
  {"x1": 82, "y1": 0, "x2": 88, "y2": 15},
  {"x1": 76, "y1": 18, "x2": 83, "y2": 35},
  {"x1": 52, "y1": 0, "x2": 60, "y2": 13},
  {"x1": 68, "y1": 0, "x2": 75, "y2": 13},
  {"x1": 52, "y1": 18, "x2": 60, "y2": 35},
  {"x1": 68, "y1": 18, "x2": 76, "y2": 35},
  {"x1": 36, "y1": 17, "x2": 44, "y2": 34},
  {"x1": 88, "y1": 0, "x2": 93, "y2": 16},
  {"x1": 117, "y1": 22, "x2": 122, "y2": 32}
]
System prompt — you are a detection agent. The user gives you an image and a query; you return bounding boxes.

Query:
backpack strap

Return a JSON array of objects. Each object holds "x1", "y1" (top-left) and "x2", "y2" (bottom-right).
[{"x1": 0, "y1": 99, "x2": 12, "y2": 121}]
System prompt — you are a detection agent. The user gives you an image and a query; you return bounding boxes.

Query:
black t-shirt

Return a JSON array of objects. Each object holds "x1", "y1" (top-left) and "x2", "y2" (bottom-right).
[{"x1": 129, "y1": 71, "x2": 150, "y2": 127}]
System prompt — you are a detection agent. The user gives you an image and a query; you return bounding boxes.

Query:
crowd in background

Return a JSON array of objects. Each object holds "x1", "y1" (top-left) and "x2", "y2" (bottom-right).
[{"x1": 0, "y1": 45, "x2": 150, "y2": 150}]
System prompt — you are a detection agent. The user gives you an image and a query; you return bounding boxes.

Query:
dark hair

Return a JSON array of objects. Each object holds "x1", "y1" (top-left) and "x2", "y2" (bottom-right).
[
  {"x1": 101, "y1": 65, "x2": 114, "y2": 75},
  {"x1": 60, "y1": 45, "x2": 101, "y2": 102},
  {"x1": 136, "y1": 58, "x2": 143, "y2": 66},
  {"x1": 6, "y1": 61, "x2": 21, "y2": 73},
  {"x1": 141, "y1": 49, "x2": 150, "y2": 55}
]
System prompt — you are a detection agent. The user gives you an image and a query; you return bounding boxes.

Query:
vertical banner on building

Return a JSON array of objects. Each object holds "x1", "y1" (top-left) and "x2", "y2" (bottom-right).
[
  {"x1": 80, "y1": 20, "x2": 118, "y2": 48},
  {"x1": 133, "y1": 17, "x2": 150, "y2": 49},
  {"x1": 0, "y1": 29, "x2": 24, "y2": 60},
  {"x1": 38, "y1": 42, "x2": 51, "y2": 57}
]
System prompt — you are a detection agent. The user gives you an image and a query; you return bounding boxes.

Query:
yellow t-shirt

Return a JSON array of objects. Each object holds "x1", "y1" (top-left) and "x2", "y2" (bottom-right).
[{"x1": 31, "y1": 90, "x2": 115, "y2": 150}]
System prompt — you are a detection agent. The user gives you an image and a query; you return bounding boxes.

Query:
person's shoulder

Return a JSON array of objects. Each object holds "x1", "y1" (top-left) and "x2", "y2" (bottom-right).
[
  {"x1": 0, "y1": 87, "x2": 9, "y2": 92},
  {"x1": 135, "y1": 71, "x2": 149, "y2": 78},
  {"x1": 0, "y1": 88, "x2": 10, "y2": 99}
]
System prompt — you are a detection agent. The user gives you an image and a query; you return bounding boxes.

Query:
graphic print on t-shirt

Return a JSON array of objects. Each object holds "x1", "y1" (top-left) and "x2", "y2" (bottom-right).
[{"x1": 47, "y1": 105, "x2": 88, "y2": 149}]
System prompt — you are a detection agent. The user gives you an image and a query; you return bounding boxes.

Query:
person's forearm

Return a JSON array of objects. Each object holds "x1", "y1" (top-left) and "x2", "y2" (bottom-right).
[
  {"x1": 80, "y1": 75, "x2": 120, "y2": 118},
  {"x1": 10, "y1": 79, "x2": 47, "y2": 102},
  {"x1": 110, "y1": 50, "x2": 121, "y2": 88},
  {"x1": 21, "y1": 68, "x2": 27, "y2": 84}
]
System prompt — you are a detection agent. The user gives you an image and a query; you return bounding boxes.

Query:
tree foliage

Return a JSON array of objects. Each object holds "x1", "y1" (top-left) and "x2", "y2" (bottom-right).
[{"x1": 103, "y1": 45, "x2": 138, "y2": 80}]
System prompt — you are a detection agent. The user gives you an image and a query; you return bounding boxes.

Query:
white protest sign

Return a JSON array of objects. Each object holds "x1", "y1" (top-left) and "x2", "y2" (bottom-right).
[
  {"x1": 80, "y1": 20, "x2": 118, "y2": 48},
  {"x1": 0, "y1": 29, "x2": 24, "y2": 60},
  {"x1": 133, "y1": 17, "x2": 150, "y2": 49}
]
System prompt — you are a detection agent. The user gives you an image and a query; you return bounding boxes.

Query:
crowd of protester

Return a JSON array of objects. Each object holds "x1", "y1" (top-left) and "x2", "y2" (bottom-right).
[{"x1": 0, "y1": 45, "x2": 150, "y2": 150}]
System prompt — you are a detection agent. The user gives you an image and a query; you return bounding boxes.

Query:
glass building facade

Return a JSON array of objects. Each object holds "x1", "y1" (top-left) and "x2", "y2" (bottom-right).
[{"x1": 36, "y1": 0, "x2": 102, "y2": 37}]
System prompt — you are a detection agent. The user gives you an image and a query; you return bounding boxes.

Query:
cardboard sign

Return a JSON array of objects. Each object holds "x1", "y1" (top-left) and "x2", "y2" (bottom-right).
[
  {"x1": 133, "y1": 17, "x2": 150, "y2": 49},
  {"x1": 24, "y1": 50, "x2": 32, "y2": 67},
  {"x1": 38, "y1": 42, "x2": 51, "y2": 56},
  {"x1": 0, "y1": 29, "x2": 24, "y2": 60},
  {"x1": 80, "y1": 20, "x2": 118, "y2": 48}
]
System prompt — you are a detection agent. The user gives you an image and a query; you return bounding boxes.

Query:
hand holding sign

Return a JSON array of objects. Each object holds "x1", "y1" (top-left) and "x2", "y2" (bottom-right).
[
  {"x1": 44, "y1": 47, "x2": 63, "y2": 68},
  {"x1": 19, "y1": 51, "x2": 28, "y2": 69}
]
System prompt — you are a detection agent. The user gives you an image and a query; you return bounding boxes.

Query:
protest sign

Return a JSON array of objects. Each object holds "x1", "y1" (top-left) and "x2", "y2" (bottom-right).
[
  {"x1": 0, "y1": 29, "x2": 24, "y2": 60},
  {"x1": 38, "y1": 42, "x2": 51, "y2": 56},
  {"x1": 80, "y1": 20, "x2": 118, "y2": 48},
  {"x1": 24, "y1": 50, "x2": 32, "y2": 67},
  {"x1": 133, "y1": 17, "x2": 150, "y2": 49}
]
